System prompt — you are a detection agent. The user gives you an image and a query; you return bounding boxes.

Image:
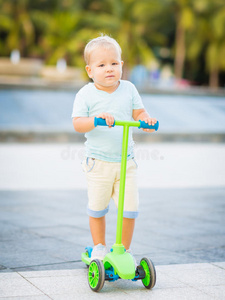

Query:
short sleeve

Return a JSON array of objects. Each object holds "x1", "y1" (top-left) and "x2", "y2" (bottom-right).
[
  {"x1": 132, "y1": 84, "x2": 144, "y2": 110},
  {"x1": 71, "y1": 92, "x2": 89, "y2": 118}
]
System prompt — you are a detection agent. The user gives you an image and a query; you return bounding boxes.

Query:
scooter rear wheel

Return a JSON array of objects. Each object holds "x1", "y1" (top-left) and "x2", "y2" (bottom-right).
[
  {"x1": 88, "y1": 259, "x2": 105, "y2": 292},
  {"x1": 140, "y1": 257, "x2": 156, "y2": 289}
]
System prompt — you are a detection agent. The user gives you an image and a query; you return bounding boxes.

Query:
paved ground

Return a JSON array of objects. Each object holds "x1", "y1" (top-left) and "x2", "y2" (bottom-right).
[
  {"x1": 1, "y1": 263, "x2": 225, "y2": 299},
  {"x1": 0, "y1": 143, "x2": 225, "y2": 299}
]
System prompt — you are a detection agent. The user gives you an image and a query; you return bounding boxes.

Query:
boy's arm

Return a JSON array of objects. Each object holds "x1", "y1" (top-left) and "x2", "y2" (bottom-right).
[
  {"x1": 73, "y1": 113, "x2": 115, "y2": 133},
  {"x1": 72, "y1": 117, "x2": 95, "y2": 133},
  {"x1": 132, "y1": 108, "x2": 157, "y2": 132}
]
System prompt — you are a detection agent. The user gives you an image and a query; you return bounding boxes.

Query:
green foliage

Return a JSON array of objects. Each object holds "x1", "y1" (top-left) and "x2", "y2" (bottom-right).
[
  {"x1": 185, "y1": 0, "x2": 225, "y2": 85},
  {"x1": 0, "y1": 0, "x2": 224, "y2": 86}
]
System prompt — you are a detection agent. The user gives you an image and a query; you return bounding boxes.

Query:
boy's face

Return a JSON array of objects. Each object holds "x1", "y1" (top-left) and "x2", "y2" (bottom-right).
[{"x1": 86, "y1": 46, "x2": 123, "y2": 92}]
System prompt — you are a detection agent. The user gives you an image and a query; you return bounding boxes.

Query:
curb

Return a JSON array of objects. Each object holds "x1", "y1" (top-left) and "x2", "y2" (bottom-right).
[{"x1": 0, "y1": 131, "x2": 225, "y2": 143}]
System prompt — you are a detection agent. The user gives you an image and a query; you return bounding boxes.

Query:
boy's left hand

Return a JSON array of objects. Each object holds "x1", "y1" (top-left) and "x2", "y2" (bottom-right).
[{"x1": 141, "y1": 117, "x2": 158, "y2": 132}]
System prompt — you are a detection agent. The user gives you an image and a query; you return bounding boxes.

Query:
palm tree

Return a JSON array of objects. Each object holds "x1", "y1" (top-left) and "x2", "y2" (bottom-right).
[
  {"x1": 205, "y1": 3, "x2": 225, "y2": 88},
  {"x1": 167, "y1": 0, "x2": 195, "y2": 80},
  {"x1": 186, "y1": 0, "x2": 225, "y2": 88}
]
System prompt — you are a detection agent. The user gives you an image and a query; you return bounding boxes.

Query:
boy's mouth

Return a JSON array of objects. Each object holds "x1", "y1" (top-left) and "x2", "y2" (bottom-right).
[{"x1": 106, "y1": 75, "x2": 115, "y2": 78}]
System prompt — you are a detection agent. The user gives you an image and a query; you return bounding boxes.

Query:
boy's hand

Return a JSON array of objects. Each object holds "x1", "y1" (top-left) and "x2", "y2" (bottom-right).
[
  {"x1": 97, "y1": 113, "x2": 115, "y2": 128},
  {"x1": 141, "y1": 117, "x2": 158, "y2": 132}
]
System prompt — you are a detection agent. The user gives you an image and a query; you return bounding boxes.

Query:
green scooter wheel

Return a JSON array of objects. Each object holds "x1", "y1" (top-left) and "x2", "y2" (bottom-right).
[
  {"x1": 88, "y1": 259, "x2": 105, "y2": 292},
  {"x1": 140, "y1": 257, "x2": 156, "y2": 289}
]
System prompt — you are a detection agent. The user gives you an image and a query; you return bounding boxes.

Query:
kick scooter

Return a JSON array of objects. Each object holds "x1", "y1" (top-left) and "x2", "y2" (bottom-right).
[{"x1": 81, "y1": 117, "x2": 159, "y2": 292}]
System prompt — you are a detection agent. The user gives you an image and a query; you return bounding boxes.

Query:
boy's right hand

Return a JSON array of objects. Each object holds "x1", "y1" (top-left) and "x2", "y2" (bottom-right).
[{"x1": 97, "y1": 113, "x2": 114, "y2": 128}]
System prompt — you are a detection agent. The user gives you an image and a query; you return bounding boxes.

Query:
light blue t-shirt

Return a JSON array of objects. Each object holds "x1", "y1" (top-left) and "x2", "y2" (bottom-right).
[{"x1": 71, "y1": 80, "x2": 144, "y2": 162}]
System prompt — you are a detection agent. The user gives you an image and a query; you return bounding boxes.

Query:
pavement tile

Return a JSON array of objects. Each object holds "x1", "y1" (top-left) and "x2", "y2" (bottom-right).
[
  {"x1": 0, "y1": 272, "x2": 21, "y2": 280},
  {"x1": 19, "y1": 269, "x2": 84, "y2": 278},
  {"x1": 125, "y1": 287, "x2": 214, "y2": 300},
  {"x1": 153, "y1": 268, "x2": 186, "y2": 289},
  {"x1": 49, "y1": 290, "x2": 131, "y2": 300},
  {"x1": 24, "y1": 273, "x2": 87, "y2": 295},
  {"x1": 0, "y1": 277, "x2": 43, "y2": 297},
  {"x1": 212, "y1": 262, "x2": 225, "y2": 269},
  {"x1": 197, "y1": 285, "x2": 225, "y2": 299},
  {"x1": 157, "y1": 263, "x2": 225, "y2": 287},
  {"x1": 0, "y1": 297, "x2": 49, "y2": 300},
  {"x1": 25, "y1": 274, "x2": 129, "y2": 299}
]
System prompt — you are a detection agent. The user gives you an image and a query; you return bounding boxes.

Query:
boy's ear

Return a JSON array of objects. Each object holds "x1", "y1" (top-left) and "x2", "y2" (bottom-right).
[
  {"x1": 85, "y1": 65, "x2": 93, "y2": 78},
  {"x1": 121, "y1": 61, "x2": 124, "y2": 67}
]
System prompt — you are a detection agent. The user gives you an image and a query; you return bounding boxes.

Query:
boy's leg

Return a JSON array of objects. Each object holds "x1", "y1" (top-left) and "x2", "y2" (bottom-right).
[
  {"x1": 122, "y1": 217, "x2": 135, "y2": 250},
  {"x1": 89, "y1": 216, "x2": 106, "y2": 246},
  {"x1": 84, "y1": 158, "x2": 114, "y2": 247}
]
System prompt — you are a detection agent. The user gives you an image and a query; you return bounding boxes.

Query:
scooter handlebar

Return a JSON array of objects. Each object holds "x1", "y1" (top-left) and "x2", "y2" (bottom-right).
[
  {"x1": 94, "y1": 117, "x2": 159, "y2": 131},
  {"x1": 94, "y1": 117, "x2": 115, "y2": 127},
  {"x1": 138, "y1": 120, "x2": 159, "y2": 131}
]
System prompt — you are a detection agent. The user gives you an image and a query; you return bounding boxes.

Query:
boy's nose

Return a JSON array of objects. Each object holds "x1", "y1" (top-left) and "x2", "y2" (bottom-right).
[{"x1": 106, "y1": 65, "x2": 113, "y2": 72}]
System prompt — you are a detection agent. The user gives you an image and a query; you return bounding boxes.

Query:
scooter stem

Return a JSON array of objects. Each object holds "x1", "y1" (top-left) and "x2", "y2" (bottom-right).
[{"x1": 115, "y1": 124, "x2": 129, "y2": 246}]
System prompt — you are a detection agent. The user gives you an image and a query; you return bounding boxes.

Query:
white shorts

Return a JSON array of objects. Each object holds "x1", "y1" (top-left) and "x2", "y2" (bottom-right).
[{"x1": 82, "y1": 158, "x2": 139, "y2": 219}]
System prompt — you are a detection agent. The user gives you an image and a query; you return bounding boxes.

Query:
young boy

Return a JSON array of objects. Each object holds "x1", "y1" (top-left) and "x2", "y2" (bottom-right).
[{"x1": 72, "y1": 35, "x2": 157, "y2": 261}]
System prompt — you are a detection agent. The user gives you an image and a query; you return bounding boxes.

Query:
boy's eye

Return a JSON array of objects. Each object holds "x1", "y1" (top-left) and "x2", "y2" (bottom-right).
[
  {"x1": 112, "y1": 62, "x2": 118, "y2": 65},
  {"x1": 98, "y1": 64, "x2": 104, "y2": 67}
]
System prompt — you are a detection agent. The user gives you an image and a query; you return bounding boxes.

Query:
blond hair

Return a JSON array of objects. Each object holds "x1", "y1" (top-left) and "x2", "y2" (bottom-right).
[{"x1": 84, "y1": 34, "x2": 122, "y2": 65}]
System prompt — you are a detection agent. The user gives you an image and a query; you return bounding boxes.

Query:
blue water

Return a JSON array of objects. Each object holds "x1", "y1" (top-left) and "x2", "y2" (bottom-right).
[{"x1": 0, "y1": 89, "x2": 225, "y2": 133}]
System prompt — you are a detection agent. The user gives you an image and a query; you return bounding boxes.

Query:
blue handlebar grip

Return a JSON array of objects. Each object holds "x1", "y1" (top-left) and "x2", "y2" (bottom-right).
[
  {"x1": 94, "y1": 117, "x2": 115, "y2": 127},
  {"x1": 138, "y1": 120, "x2": 159, "y2": 131}
]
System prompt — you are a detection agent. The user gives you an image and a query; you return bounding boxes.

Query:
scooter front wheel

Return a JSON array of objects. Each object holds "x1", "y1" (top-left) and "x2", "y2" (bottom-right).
[
  {"x1": 140, "y1": 257, "x2": 156, "y2": 289},
  {"x1": 88, "y1": 259, "x2": 105, "y2": 292}
]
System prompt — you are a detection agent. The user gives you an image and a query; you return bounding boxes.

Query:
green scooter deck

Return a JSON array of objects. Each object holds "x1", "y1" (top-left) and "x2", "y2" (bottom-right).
[
  {"x1": 82, "y1": 244, "x2": 136, "y2": 280},
  {"x1": 81, "y1": 251, "x2": 136, "y2": 280},
  {"x1": 104, "y1": 252, "x2": 135, "y2": 280}
]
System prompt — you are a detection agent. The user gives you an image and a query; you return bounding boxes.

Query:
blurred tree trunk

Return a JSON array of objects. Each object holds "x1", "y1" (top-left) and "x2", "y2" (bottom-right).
[
  {"x1": 207, "y1": 43, "x2": 220, "y2": 89},
  {"x1": 209, "y1": 68, "x2": 219, "y2": 89},
  {"x1": 174, "y1": 14, "x2": 185, "y2": 80}
]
